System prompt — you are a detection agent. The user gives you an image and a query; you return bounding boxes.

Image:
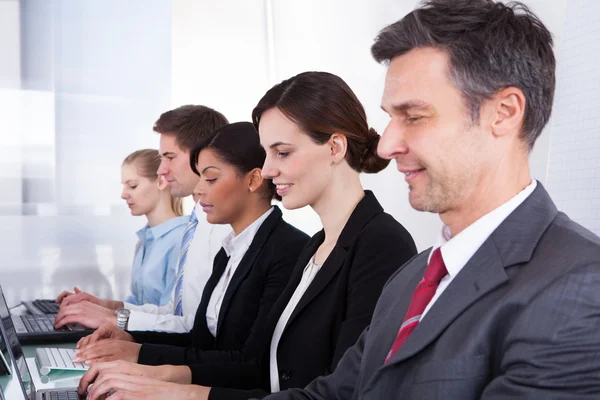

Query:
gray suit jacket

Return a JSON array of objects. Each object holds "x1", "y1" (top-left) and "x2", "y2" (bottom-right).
[{"x1": 267, "y1": 184, "x2": 600, "y2": 399}]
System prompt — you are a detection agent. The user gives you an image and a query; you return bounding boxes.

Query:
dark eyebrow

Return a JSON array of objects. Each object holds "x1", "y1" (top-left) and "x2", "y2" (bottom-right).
[
  {"x1": 269, "y1": 141, "x2": 293, "y2": 149},
  {"x1": 381, "y1": 100, "x2": 433, "y2": 114},
  {"x1": 200, "y1": 166, "x2": 220, "y2": 174},
  {"x1": 160, "y1": 151, "x2": 176, "y2": 158}
]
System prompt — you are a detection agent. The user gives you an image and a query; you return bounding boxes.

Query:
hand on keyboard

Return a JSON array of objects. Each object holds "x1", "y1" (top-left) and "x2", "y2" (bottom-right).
[
  {"x1": 84, "y1": 374, "x2": 210, "y2": 400},
  {"x1": 54, "y1": 301, "x2": 117, "y2": 329},
  {"x1": 21, "y1": 314, "x2": 69, "y2": 333},
  {"x1": 57, "y1": 287, "x2": 123, "y2": 310},
  {"x1": 77, "y1": 323, "x2": 134, "y2": 348},
  {"x1": 74, "y1": 339, "x2": 141, "y2": 364},
  {"x1": 78, "y1": 360, "x2": 170, "y2": 394}
]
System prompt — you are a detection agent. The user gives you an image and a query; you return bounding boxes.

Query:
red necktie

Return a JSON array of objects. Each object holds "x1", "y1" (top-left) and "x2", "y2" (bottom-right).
[{"x1": 384, "y1": 248, "x2": 448, "y2": 363}]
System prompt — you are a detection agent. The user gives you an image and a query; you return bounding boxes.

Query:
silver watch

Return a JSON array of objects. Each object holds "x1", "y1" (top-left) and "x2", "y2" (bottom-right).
[{"x1": 115, "y1": 308, "x2": 131, "y2": 330}]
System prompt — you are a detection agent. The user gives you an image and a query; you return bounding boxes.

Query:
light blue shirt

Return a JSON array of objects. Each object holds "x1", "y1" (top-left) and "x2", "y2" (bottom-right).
[{"x1": 125, "y1": 215, "x2": 190, "y2": 306}]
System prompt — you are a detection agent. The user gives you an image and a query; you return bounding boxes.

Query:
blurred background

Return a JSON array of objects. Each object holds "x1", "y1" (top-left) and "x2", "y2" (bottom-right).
[{"x1": 0, "y1": 0, "x2": 597, "y2": 305}]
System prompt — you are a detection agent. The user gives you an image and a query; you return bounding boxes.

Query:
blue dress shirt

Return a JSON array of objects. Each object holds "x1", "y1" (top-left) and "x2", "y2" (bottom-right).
[{"x1": 125, "y1": 215, "x2": 190, "y2": 306}]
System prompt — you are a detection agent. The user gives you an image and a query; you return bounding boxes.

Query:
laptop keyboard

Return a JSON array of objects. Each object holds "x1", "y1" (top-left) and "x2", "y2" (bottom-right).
[
  {"x1": 41, "y1": 390, "x2": 84, "y2": 400},
  {"x1": 33, "y1": 299, "x2": 60, "y2": 314},
  {"x1": 20, "y1": 314, "x2": 67, "y2": 333}
]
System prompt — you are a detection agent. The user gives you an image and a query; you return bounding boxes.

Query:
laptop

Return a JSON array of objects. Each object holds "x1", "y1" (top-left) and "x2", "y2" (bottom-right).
[
  {"x1": 0, "y1": 286, "x2": 84, "y2": 400},
  {"x1": 11, "y1": 298, "x2": 92, "y2": 345}
]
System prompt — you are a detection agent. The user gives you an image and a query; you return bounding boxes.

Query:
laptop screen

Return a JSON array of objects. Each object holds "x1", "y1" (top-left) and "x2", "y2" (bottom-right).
[{"x1": 0, "y1": 287, "x2": 35, "y2": 399}]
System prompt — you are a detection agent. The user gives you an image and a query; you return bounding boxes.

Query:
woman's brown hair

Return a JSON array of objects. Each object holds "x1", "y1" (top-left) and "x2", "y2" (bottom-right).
[{"x1": 252, "y1": 71, "x2": 390, "y2": 173}]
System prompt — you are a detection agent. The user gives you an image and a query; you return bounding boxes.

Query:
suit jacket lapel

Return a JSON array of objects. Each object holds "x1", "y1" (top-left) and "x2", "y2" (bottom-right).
[
  {"x1": 194, "y1": 249, "x2": 228, "y2": 340},
  {"x1": 373, "y1": 182, "x2": 559, "y2": 371},
  {"x1": 265, "y1": 232, "x2": 323, "y2": 331},
  {"x1": 216, "y1": 207, "x2": 283, "y2": 334},
  {"x1": 281, "y1": 190, "x2": 383, "y2": 332}
]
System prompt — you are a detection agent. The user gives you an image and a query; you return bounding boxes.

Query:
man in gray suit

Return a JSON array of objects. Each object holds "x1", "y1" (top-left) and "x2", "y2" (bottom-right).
[{"x1": 266, "y1": 0, "x2": 600, "y2": 399}]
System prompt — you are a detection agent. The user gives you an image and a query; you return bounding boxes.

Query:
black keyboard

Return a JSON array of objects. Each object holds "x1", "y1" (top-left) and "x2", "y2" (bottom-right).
[
  {"x1": 33, "y1": 299, "x2": 61, "y2": 314},
  {"x1": 41, "y1": 390, "x2": 84, "y2": 400},
  {"x1": 20, "y1": 314, "x2": 68, "y2": 333}
]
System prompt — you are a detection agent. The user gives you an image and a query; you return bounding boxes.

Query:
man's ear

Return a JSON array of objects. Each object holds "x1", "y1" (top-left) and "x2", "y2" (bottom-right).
[
  {"x1": 489, "y1": 87, "x2": 526, "y2": 140},
  {"x1": 157, "y1": 175, "x2": 169, "y2": 191}
]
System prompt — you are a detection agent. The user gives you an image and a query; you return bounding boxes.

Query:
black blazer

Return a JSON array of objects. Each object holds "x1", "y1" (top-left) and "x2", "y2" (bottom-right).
[
  {"x1": 200, "y1": 191, "x2": 418, "y2": 399},
  {"x1": 133, "y1": 206, "x2": 310, "y2": 367}
]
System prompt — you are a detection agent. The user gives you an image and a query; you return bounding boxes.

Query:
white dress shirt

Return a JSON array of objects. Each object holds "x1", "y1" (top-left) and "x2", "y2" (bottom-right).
[
  {"x1": 124, "y1": 202, "x2": 230, "y2": 332},
  {"x1": 269, "y1": 254, "x2": 323, "y2": 393},
  {"x1": 421, "y1": 179, "x2": 537, "y2": 320},
  {"x1": 206, "y1": 207, "x2": 274, "y2": 337}
]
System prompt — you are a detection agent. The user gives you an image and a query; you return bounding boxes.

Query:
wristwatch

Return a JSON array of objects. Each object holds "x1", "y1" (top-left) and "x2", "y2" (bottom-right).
[{"x1": 115, "y1": 308, "x2": 131, "y2": 330}]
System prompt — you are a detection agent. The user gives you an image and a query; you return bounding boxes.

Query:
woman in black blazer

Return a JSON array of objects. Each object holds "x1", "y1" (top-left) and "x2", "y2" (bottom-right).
[
  {"x1": 75, "y1": 122, "x2": 309, "y2": 368},
  {"x1": 78, "y1": 72, "x2": 417, "y2": 400}
]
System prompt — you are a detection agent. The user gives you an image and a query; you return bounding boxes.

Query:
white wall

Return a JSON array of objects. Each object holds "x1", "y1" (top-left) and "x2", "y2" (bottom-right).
[
  {"x1": 520, "y1": 0, "x2": 568, "y2": 185},
  {"x1": 545, "y1": 0, "x2": 600, "y2": 235},
  {"x1": 0, "y1": 0, "x2": 20, "y2": 90},
  {"x1": 0, "y1": 0, "x2": 23, "y2": 212},
  {"x1": 171, "y1": 0, "x2": 270, "y2": 122}
]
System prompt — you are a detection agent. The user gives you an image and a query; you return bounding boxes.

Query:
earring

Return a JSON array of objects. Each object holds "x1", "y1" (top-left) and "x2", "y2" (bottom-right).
[
  {"x1": 249, "y1": 187, "x2": 253, "y2": 192},
  {"x1": 330, "y1": 160, "x2": 335, "y2": 166}
]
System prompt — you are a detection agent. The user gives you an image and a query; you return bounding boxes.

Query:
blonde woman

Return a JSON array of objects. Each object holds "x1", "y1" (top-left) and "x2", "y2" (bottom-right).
[
  {"x1": 119, "y1": 149, "x2": 189, "y2": 306},
  {"x1": 55, "y1": 149, "x2": 189, "y2": 327}
]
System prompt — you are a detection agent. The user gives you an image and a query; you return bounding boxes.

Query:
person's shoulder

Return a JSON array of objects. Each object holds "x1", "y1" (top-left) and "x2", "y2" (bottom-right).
[
  {"x1": 171, "y1": 215, "x2": 191, "y2": 228},
  {"x1": 361, "y1": 211, "x2": 417, "y2": 249},
  {"x1": 264, "y1": 219, "x2": 310, "y2": 256},
  {"x1": 540, "y1": 212, "x2": 600, "y2": 266},
  {"x1": 276, "y1": 218, "x2": 310, "y2": 241},
  {"x1": 551, "y1": 212, "x2": 600, "y2": 247}
]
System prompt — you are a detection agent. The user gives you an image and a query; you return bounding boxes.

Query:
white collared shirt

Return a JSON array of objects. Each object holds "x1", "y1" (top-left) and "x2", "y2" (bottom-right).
[
  {"x1": 205, "y1": 207, "x2": 274, "y2": 337},
  {"x1": 269, "y1": 255, "x2": 323, "y2": 393},
  {"x1": 421, "y1": 179, "x2": 537, "y2": 320},
  {"x1": 124, "y1": 202, "x2": 230, "y2": 332}
]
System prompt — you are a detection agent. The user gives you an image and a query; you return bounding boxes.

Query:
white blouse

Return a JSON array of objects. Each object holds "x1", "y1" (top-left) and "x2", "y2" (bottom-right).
[
  {"x1": 205, "y1": 207, "x2": 274, "y2": 337},
  {"x1": 269, "y1": 254, "x2": 323, "y2": 393}
]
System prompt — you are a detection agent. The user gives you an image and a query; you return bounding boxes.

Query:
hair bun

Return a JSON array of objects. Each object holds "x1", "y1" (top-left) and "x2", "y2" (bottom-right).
[
  {"x1": 359, "y1": 128, "x2": 390, "y2": 173},
  {"x1": 367, "y1": 128, "x2": 379, "y2": 149}
]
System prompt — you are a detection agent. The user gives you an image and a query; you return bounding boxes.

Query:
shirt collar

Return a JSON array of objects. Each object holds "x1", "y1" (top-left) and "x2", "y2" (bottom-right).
[
  {"x1": 222, "y1": 207, "x2": 274, "y2": 257},
  {"x1": 430, "y1": 179, "x2": 537, "y2": 279},
  {"x1": 136, "y1": 215, "x2": 189, "y2": 242},
  {"x1": 135, "y1": 225, "x2": 150, "y2": 242}
]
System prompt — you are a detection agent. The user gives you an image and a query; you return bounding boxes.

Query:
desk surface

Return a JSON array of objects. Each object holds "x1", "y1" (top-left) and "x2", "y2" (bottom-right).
[{"x1": 24, "y1": 342, "x2": 85, "y2": 391}]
